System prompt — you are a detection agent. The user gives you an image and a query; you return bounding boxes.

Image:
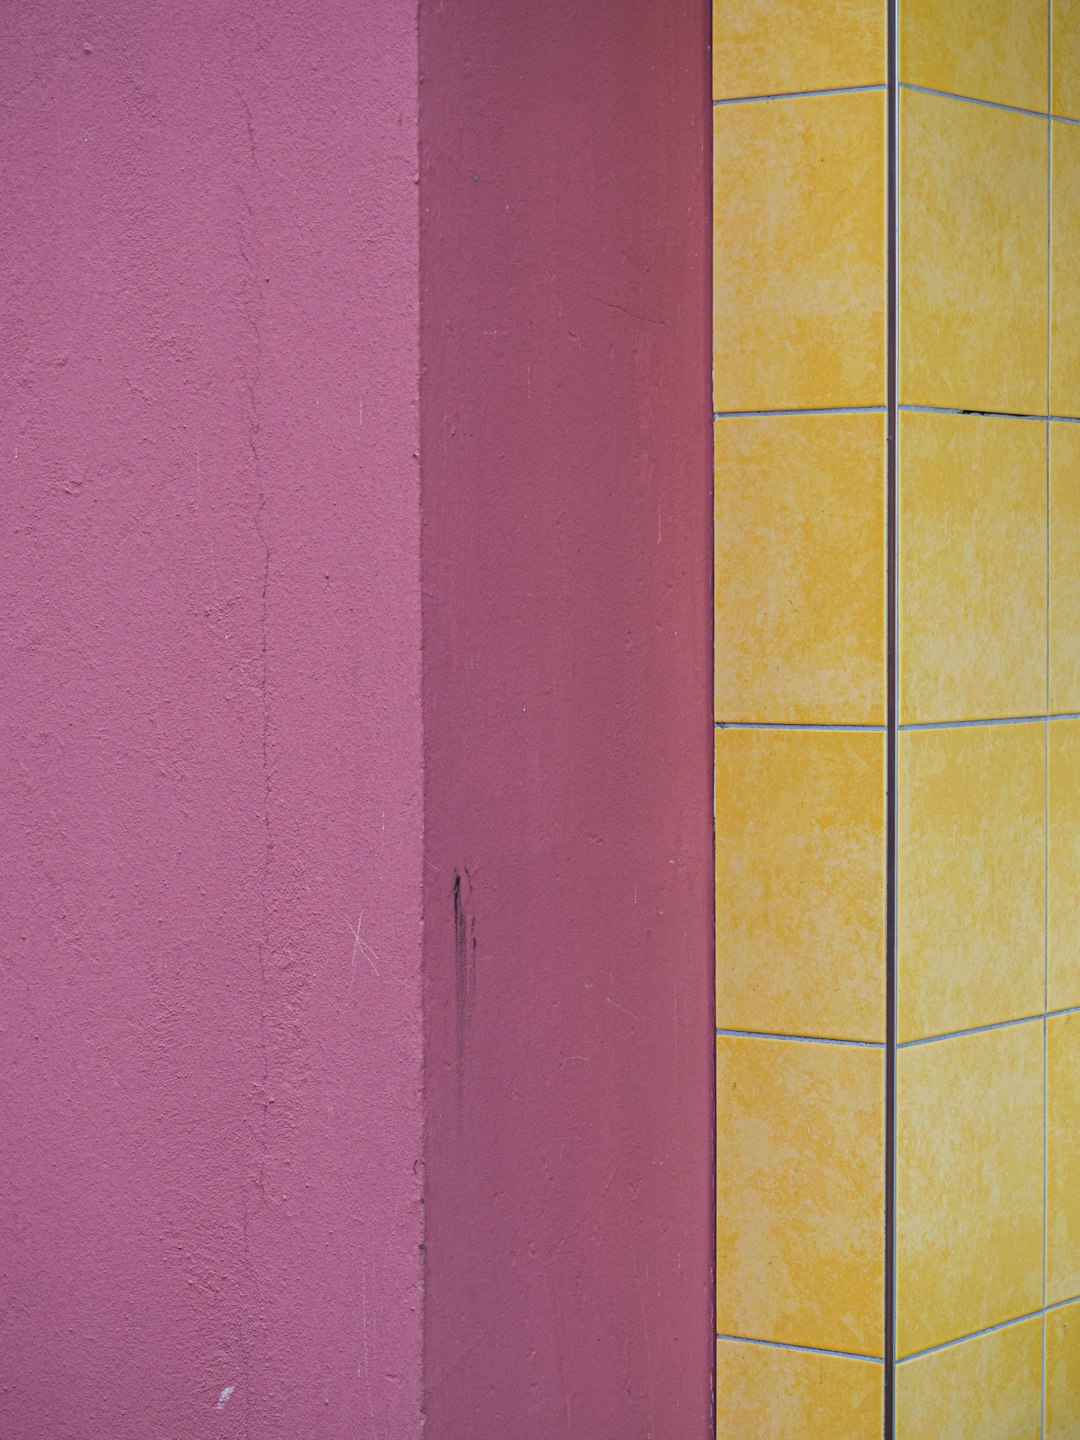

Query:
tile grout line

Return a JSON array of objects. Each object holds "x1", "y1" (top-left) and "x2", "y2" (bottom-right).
[
  {"x1": 717, "y1": 714, "x2": 1080, "y2": 733},
  {"x1": 715, "y1": 1333, "x2": 885, "y2": 1364},
  {"x1": 713, "y1": 83, "x2": 887, "y2": 106},
  {"x1": 896, "y1": 1004, "x2": 1080, "y2": 1049},
  {"x1": 896, "y1": 1299, "x2": 1079, "y2": 1366},
  {"x1": 1044, "y1": 16, "x2": 1052, "y2": 1432},
  {"x1": 716, "y1": 721, "x2": 886, "y2": 732},
  {"x1": 885, "y1": 0, "x2": 899, "y2": 1430},
  {"x1": 900, "y1": 79, "x2": 1080, "y2": 125},
  {"x1": 714, "y1": 406, "x2": 1080, "y2": 423},
  {"x1": 716, "y1": 1028, "x2": 885, "y2": 1048},
  {"x1": 713, "y1": 405, "x2": 887, "y2": 418}
]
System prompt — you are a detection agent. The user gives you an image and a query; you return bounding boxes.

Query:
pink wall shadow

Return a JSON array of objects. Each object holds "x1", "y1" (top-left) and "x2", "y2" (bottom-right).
[{"x1": 419, "y1": 1, "x2": 714, "y2": 1434}]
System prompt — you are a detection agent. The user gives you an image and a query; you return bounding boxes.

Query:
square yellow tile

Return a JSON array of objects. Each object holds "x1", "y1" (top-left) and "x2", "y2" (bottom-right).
[
  {"x1": 1053, "y1": 125, "x2": 1080, "y2": 417},
  {"x1": 1054, "y1": 0, "x2": 1080, "y2": 122},
  {"x1": 898, "y1": 724, "x2": 1045, "y2": 1043},
  {"x1": 712, "y1": 0, "x2": 886, "y2": 101},
  {"x1": 1047, "y1": 1300, "x2": 1080, "y2": 1440},
  {"x1": 896, "y1": 1317, "x2": 1043, "y2": 1440},
  {"x1": 716, "y1": 728, "x2": 886, "y2": 1042},
  {"x1": 1049, "y1": 1013, "x2": 1080, "y2": 1305},
  {"x1": 900, "y1": 89, "x2": 1048, "y2": 414},
  {"x1": 716, "y1": 1339, "x2": 883, "y2": 1440},
  {"x1": 715, "y1": 411, "x2": 887, "y2": 725},
  {"x1": 1052, "y1": 424, "x2": 1080, "y2": 712},
  {"x1": 714, "y1": 90, "x2": 887, "y2": 412},
  {"x1": 897, "y1": 1022, "x2": 1044, "y2": 1356},
  {"x1": 716, "y1": 1035, "x2": 884, "y2": 1356},
  {"x1": 899, "y1": 411, "x2": 1046, "y2": 725},
  {"x1": 900, "y1": 0, "x2": 1048, "y2": 112},
  {"x1": 1050, "y1": 722, "x2": 1080, "y2": 1011}
]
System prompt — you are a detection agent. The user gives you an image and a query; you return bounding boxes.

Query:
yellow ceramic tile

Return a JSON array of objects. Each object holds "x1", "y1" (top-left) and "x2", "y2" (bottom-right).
[
  {"x1": 714, "y1": 91, "x2": 887, "y2": 412},
  {"x1": 900, "y1": 0, "x2": 1048, "y2": 112},
  {"x1": 1050, "y1": 722, "x2": 1080, "y2": 1011},
  {"x1": 896, "y1": 1023, "x2": 1044, "y2": 1356},
  {"x1": 1047, "y1": 1301, "x2": 1080, "y2": 1440},
  {"x1": 1052, "y1": 425, "x2": 1080, "y2": 712},
  {"x1": 898, "y1": 724, "x2": 1045, "y2": 1043},
  {"x1": 1054, "y1": 0, "x2": 1080, "y2": 121},
  {"x1": 1052, "y1": 124, "x2": 1080, "y2": 417},
  {"x1": 900, "y1": 89, "x2": 1048, "y2": 414},
  {"x1": 716, "y1": 1339, "x2": 883, "y2": 1440},
  {"x1": 712, "y1": 0, "x2": 886, "y2": 101},
  {"x1": 1049, "y1": 1013, "x2": 1080, "y2": 1305},
  {"x1": 895, "y1": 1316, "x2": 1043, "y2": 1440},
  {"x1": 715, "y1": 728, "x2": 886, "y2": 1042},
  {"x1": 715, "y1": 412, "x2": 886, "y2": 724},
  {"x1": 899, "y1": 411, "x2": 1046, "y2": 725},
  {"x1": 716, "y1": 1035, "x2": 884, "y2": 1355}
]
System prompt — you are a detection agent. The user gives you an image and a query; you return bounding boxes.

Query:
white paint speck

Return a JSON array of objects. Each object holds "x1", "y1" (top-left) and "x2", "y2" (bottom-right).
[{"x1": 216, "y1": 1386, "x2": 235, "y2": 1412}]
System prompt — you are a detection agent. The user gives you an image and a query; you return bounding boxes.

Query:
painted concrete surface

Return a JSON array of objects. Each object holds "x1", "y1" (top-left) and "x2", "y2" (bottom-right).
[
  {"x1": 418, "y1": 1, "x2": 714, "y2": 1435},
  {"x1": 0, "y1": 4, "x2": 423, "y2": 1436}
]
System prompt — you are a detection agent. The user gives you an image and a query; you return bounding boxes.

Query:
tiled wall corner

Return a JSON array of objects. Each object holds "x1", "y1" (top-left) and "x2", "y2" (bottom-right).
[{"x1": 715, "y1": 0, "x2": 1080, "y2": 1433}]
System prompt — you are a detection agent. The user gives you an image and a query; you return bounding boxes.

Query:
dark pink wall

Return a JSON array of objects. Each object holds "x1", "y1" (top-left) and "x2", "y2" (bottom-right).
[
  {"x1": 419, "y1": 2, "x2": 714, "y2": 1436},
  {"x1": 0, "y1": 4, "x2": 423, "y2": 1437}
]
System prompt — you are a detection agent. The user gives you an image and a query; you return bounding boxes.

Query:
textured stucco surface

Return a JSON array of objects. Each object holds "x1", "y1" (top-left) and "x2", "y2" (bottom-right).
[
  {"x1": 0, "y1": 3, "x2": 423, "y2": 1435},
  {"x1": 419, "y1": 1, "x2": 715, "y2": 1434}
]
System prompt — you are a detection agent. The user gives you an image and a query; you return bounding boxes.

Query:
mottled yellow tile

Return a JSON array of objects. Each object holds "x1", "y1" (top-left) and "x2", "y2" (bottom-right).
[
  {"x1": 714, "y1": 91, "x2": 887, "y2": 412},
  {"x1": 1049, "y1": 1013, "x2": 1080, "y2": 1305},
  {"x1": 896, "y1": 1317, "x2": 1043, "y2": 1440},
  {"x1": 900, "y1": 89, "x2": 1048, "y2": 414},
  {"x1": 712, "y1": 0, "x2": 886, "y2": 101},
  {"x1": 715, "y1": 412, "x2": 886, "y2": 724},
  {"x1": 896, "y1": 1023, "x2": 1044, "y2": 1356},
  {"x1": 716, "y1": 1036, "x2": 884, "y2": 1355},
  {"x1": 1054, "y1": 0, "x2": 1080, "y2": 122},
  {"x1": 1053, "y1": 125, "x2": 1080, "y2": 417},
  {"x1": 1052, "y1": 425, "x2": 1080, "y2": 712},
  {"x1": 898, "y1": 724, "x2": 1045, "y2": 1043},
  {"x1": 900, "y1": 0, "x2": 1048, "y2": 112},
  {"x1": 716, "y1": 1339, "x2": 883, "y2": 1439},
  {"x1": 1050, "y1": 722, "x2": 1080, "y2": 1011},
  {"x1": 899, "y1": 411, "x2": 1046, "y2": 725},
  {"x1": 1047, "y1": 1301, "x2": 1080, "y2": 1440},
  {"x1": 716, "y1": 728, "x2": 886, "y2": 1042}
]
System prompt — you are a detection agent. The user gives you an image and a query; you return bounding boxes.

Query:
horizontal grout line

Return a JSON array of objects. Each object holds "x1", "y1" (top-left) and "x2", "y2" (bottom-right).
[
  {"x1": 898, "y1": 1294, "x2": 1080, "y2": 1364},
  {"x1": 900, "y1": 1005, "x2": 1080, "y2": 1051},
  {"x1": 714, "y1": 405, "x2": 886, "y2": 419},
  {"x1": 717, "y1": 1028, "x2": 884, "y2": 1048},
  {"x1": 716, "y1": 1333, "x2": 884, "y2": 1364},
  {"x1": 899, "y1": 1014, "x2": 1044, "y2": 1049},
  {"x1": 720, "y1": 716, "x2": 1080, "y2": 734},
  {"x1": 899, "y1": 81, "x2": 1048, "y2": 120},
  {"x1": 1046, "y1": 1293, "x2": 1080, "y2": 1315},
  {"x1": 899, "y1": 404, "x2": 1080, "y2": 424},
  {"x1": 717, "y1": 721, "x2": 886, "y2": 732},
  {"x1": 900, "y1": 715, "x2": 1048, "y2": 731},
  {"x1": 714, "y1": 84, "x2": 886, "y2": 107}
]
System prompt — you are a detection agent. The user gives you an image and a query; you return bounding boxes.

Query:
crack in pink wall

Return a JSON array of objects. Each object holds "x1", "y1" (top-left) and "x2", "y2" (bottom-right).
[{"x1": 0, "y1": 3, "x2": 423, "y2": 1434}]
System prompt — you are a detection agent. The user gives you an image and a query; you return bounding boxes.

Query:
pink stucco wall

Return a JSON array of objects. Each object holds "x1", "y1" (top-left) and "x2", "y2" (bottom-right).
[
  {"x1": 2, "y1": 2, "x2": 712, "y2": 1436},
  {"x1": 419, "y1": 1, "x2": 714, "y2": 1435},
  {"x1": 0, "y1": 4, "x2": 423, "y2": 1436}
]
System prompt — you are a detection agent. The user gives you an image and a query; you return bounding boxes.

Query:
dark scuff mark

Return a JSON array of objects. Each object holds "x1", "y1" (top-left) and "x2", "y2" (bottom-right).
[{"x1": 452, "y1": 869, "x2": 477, "y2": 1103}]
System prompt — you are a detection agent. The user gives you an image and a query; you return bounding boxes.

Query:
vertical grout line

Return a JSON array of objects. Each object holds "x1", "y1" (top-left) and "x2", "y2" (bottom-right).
[
  {"x1": 708, "y1": 6, "x2": 717, "y2": 1434},
  {"x1": 885, "y1": 0, "x2": 899, "y2": 1434},
  {"x1": 1044, "y1": 12, "x2": 1052, "y2": 1433}
]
